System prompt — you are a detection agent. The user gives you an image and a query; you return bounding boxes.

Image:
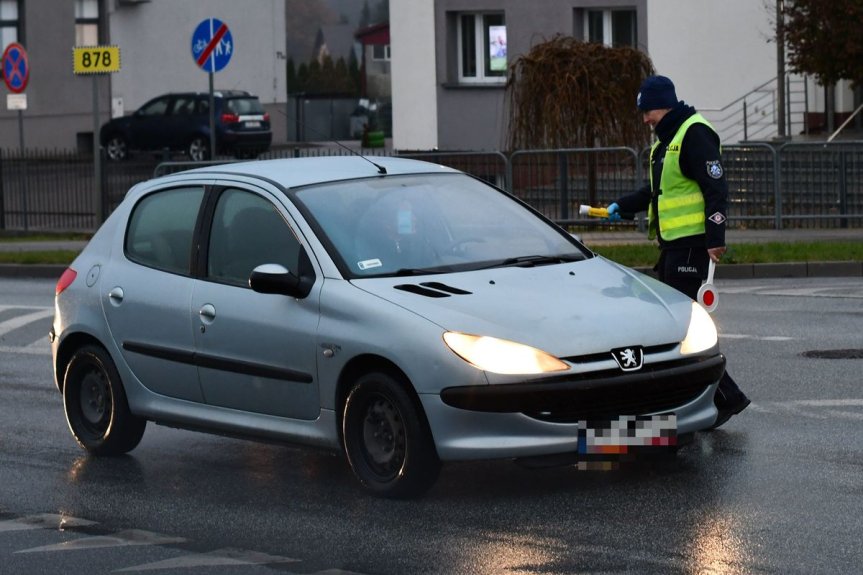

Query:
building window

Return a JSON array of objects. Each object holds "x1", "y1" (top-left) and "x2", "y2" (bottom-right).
[
  {"x1": 372, "y1": 44, "x2": 390, "y2": 61},
  {"x1": 75, "y1": 0, "x2": 99, "y2": 46},
  {"x1": 457, "y1": 12, "x2": 506, "y2": 84},
  {"x1": 585, "y1": 9, "x2": 636, "y2": 48},
  {"x1": 0, "y1": 0, "x2": 20, "y2": 51}
]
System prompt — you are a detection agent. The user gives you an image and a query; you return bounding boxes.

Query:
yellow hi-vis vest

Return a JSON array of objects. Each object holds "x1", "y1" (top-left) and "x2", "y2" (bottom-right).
[{"x1": 647, "y1": 113, "x2": 716, "y2": 241}]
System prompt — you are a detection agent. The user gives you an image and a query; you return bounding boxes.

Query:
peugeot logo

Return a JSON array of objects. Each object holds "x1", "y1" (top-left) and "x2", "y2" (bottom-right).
[{"x1": 611, "y1": 346, "x2": 643, "y2": 371}]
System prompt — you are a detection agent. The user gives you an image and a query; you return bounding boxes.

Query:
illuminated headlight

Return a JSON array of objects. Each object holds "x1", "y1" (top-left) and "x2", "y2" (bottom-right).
[
  {"x1": 680, "y1": 302, "x2": 719, "y2": 355},
  {"x1": 443, "y1": 332, "x2": 570, "y2": 375}
]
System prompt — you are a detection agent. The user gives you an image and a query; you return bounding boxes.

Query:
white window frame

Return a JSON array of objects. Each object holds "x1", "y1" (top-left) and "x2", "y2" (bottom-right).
[
  {"x1": 584, "y1": 8, "x2": 636, "y2": 48},
  {"x1": 0, "y1": 0, "x2": 20, "y2": 51},
  {"x1": 372, "y1": 44, "x2": 391, "y2": 62},
  {"x1": 457, "y1": 12, "x2": 506, "y2": 85},
  {"x1": 75, "y1": 0, "x2": 99, "y2": 46}
]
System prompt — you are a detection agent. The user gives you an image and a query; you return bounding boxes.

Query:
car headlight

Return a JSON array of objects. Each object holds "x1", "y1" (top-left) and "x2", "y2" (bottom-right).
[
  {"x1": 443, "y1": 332, "x2": 570, "y2": 375},
  {"x1": 680, "y1": 302, "x2": 719, "y2": 355}
]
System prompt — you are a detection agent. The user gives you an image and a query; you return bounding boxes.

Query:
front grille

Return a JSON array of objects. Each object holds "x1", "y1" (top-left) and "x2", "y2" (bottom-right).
[{"x1": 440, "y1": 354, "x2": 726, "y2": 421}]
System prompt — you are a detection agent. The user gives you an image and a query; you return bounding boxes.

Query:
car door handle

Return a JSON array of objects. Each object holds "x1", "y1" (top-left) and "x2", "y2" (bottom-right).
[
  {"x1": 199, "y1": 304, "x2": 216, "y2": 324},
  {"x1": 108, "y1": 287, "x2": 124, "y2": 305}
]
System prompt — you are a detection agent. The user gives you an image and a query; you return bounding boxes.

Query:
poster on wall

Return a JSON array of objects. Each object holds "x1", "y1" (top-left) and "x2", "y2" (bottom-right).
[{"x1": 489, "y1": 25, "x2": 507, "y2": 72}]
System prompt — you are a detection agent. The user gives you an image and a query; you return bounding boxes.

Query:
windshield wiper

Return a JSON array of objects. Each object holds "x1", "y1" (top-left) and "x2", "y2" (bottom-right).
[
  {"x1": 482, "y1": 254, "x2": 583, "y2": 269},
  {"x1": 392, "y1": 267, "x2": 446, "y2": 276}
]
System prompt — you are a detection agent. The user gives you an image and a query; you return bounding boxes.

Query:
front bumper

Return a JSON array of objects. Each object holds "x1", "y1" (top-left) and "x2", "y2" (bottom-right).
[{"x1": 422, "y1": 354, "x2": 725, "y2": 461}]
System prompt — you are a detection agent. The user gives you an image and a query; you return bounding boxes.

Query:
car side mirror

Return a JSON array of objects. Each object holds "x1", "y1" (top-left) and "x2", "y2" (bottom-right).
[{"x1": 248, "y1": 248, "x2": 315, "y2": 298}]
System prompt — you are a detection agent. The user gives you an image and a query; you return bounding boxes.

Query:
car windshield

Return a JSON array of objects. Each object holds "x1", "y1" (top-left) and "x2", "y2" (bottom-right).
[
  {"x1": 225, "y1": 98, "x2": 264, "y2": 115},
  {"x1": 293, "y1": 173, "x2": 590, "y2": 278}
]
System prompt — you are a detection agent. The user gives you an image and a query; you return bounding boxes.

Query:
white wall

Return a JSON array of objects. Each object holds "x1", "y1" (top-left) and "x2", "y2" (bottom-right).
[
  {"x1": 108, "y1": 0, "x2": 286, "y2": 112},
  {"x1": 390, "y1": 0, "x2": 438, "y2": 150},
  {"x1": 645, "y1": 0, "x2": 777, "y2": 112}
]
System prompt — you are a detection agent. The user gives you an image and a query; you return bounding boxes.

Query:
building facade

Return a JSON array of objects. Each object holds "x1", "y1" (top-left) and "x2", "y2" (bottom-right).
[
  {"x1": 0, "y1": 0, "x2": 287, "y2": 151},
  {"x1": 390, "y1": 0, "x2": 856, "y2": 151}
]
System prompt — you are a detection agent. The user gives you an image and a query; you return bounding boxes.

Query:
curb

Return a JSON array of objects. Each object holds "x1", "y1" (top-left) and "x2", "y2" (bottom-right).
[{"x1": 2, "y1": 261, "x2": 862, "y2": 280}]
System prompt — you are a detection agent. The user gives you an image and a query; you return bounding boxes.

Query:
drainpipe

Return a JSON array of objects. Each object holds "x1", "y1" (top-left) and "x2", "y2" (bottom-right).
[{"x1": 776, "y1": 0, "x2": 787, "y2": 139}]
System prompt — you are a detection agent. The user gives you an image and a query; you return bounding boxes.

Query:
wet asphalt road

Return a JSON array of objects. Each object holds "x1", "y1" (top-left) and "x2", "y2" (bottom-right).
[{"x1": 1, "y1": 276, "x2": 861, "y2": 574}]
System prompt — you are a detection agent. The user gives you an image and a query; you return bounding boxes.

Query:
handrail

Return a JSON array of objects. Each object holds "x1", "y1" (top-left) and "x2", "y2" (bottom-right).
[{"x1": 827, "y1": 102, "x2": 863, "y2": 142}]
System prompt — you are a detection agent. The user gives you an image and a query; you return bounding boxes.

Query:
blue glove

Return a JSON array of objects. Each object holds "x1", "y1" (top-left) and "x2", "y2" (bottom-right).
[{"x1": 605, "y1": 202, "x2": 621, "y2": 222}]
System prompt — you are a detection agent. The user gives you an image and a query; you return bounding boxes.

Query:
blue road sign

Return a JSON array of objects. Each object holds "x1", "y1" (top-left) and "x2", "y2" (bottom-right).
[{"x1": 191, "y1": 18, "x2": 233, "y2": 73}]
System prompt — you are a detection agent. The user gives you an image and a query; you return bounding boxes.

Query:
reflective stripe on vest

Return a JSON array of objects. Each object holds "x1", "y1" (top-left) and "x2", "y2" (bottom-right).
[{"x1": 647, "y1": 114, "x2": 715, "y2": 241}]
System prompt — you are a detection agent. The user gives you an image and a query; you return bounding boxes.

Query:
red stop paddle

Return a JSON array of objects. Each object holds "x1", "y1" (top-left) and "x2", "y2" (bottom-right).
[{"x1": 697, "y1": 259, "x2": 718, "y2": 313}]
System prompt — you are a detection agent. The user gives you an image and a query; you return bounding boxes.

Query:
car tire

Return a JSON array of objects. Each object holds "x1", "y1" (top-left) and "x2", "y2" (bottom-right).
[
  {"x1": 343, "y1": 371, "x2": 441, "y2": 498},
  {"x1": 63, "y1": 344, "x2": 146, "y2": 456},
  {"x1": 187, "y1": 136, "x2": 210, "y2": 162},
  {"x1": 105, "y1": 135, "x2": 128, "y2": 162}
]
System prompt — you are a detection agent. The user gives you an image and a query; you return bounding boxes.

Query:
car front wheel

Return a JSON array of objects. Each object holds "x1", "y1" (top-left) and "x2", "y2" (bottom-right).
[
  {"x1": 187, "y1": 136, "x2": 210, "y2": 162},
  {"x1": 343, "y1": 371, "x2": 441, "y2": 498},
  {"x1": 105, "y1": 135, "x2": 128, "y2": 161},
  {"x1": 63, "y1": 344, "x2": 146, "y2": 455}
]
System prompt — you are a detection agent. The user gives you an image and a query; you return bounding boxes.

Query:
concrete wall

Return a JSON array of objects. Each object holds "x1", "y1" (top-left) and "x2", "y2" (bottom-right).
[
  {"x1": 0, "y1": 0, "x2": 287, "y2": 151},
  {"x1": 0, "y1": 0, "x2": 108, "y2": 150},
  {"x1": 391, "y1": 0, "x2": 438, "y2": 151}
]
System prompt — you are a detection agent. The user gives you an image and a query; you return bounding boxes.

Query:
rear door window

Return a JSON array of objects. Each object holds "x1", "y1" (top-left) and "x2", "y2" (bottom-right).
[{"x1": 125, "y1": 187, "x2": 205, "y2": 275}]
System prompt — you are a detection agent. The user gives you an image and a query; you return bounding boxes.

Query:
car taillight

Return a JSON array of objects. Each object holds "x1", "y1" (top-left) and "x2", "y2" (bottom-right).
[
  {"x1": 263, "y1": 112, "x2": 270, "y2": 122},
  {"x1": 220, "y1": 113, "x2": 239, "y2": 124},
  {"x1": 56, "y1": 268, "x2": 77, "y2": 295}
]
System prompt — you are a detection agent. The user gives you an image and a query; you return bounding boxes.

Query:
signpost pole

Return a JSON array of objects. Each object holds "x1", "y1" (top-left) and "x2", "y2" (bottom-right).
[
  {"x1": 93, "y1": 75, "x2": 103, "y2": 224},
  {"x1": 209, "y1": 71, "x2": 216, "y2": 160},
  {"x1": 17, "y1": 107, "x2": 28, "y2": 231}
]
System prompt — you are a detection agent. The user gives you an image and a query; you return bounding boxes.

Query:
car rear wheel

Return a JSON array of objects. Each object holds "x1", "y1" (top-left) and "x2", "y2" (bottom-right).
[
  {"x1": 187, "y1": 136, "x2": 210, "y2": 162},
  {"x1": 105, "y1": 135, "x2": 128, "y2": 161},
  {"x1": 343, "y1": 371, "x2": 440, "y2": 498},
  {"x1": 63, "y1": 344, "x2": 146, "y2": 455}
]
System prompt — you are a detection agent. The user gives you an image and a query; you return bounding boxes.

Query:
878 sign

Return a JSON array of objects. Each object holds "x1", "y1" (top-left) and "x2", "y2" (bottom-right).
[{"x1": 73, "y1": 45, "x2": 121, "y2": 75}]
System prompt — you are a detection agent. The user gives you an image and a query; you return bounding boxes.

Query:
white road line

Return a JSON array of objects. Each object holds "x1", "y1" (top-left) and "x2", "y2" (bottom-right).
[
  {"x1": 116, "y1": 547, "x2": 300, "y2": 572},
  {"x1": 0, "y1": 345, "x2": 51, "y2": 356},
  {"x1": 0, "y1": 308, "x2": 54, "y2": 336},
  {"x1": 0, "y1": 514, "x2": 96, "y2": 532},
  {"x1": 749, "y1": 399, "x2": 863, "y2": 421},
  {"x1": 15, "y1": 529, "x2": 186, "y2": 553},
  {"x1": 719, "y1": 333, "x2": 794, "y2": 341}
]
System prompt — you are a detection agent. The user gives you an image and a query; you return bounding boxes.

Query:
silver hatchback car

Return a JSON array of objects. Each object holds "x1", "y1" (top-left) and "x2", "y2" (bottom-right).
[{"x1": 51, "y1": 156, "x2": 725, "y2": 497}]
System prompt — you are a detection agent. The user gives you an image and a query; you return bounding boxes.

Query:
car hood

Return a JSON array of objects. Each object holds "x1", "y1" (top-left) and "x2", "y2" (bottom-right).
[{"x1": 350, "y1": 257, "x2": 693, "y2": 357}]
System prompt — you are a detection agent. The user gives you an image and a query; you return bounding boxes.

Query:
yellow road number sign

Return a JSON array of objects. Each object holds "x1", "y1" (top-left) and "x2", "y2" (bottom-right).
[{"x1": 73, "y1": 45, "x2": 121, "y2": 74}]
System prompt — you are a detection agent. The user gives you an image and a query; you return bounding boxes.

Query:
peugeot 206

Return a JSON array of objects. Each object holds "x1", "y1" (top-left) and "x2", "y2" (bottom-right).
[{"x1": 51, "y1": 156, "x2": 725, "y2": 498}]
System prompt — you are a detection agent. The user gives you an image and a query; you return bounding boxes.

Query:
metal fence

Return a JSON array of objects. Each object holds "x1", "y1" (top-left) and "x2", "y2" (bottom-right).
[{"x1": 1, "y1": 142, "x2": 862, "y2": 233}]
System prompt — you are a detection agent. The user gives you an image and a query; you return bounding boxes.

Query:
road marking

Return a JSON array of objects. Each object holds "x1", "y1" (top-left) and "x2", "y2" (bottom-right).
[
  {"x1": 116, "y1": 547, "x2": 300, "y2": 572},
  {"x1": 16, "y1": 529, "x2": 186, "y2": 553},
  {"x1": 0, "y1": 513, "x2": 96, "y2": 532},
  {"x1": 720, "y1": 333, "x2": 794, "y2": 341},
  {"x1": 0, "y1": 308, "x2": 53, "y2": 336},
  {"x1": 749, "y1": 399, "x2": 863, "y2": 421}
]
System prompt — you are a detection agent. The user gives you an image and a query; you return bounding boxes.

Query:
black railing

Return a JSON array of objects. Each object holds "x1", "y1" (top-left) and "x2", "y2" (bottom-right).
[{"x1": 1, "y1": 143, "x2": 862, "y2": 233}]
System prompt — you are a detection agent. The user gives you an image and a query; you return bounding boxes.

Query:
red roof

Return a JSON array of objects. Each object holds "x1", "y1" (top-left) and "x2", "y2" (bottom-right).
[{"x1": 355, "y1": 22, "x2": 390, "y2": 45}]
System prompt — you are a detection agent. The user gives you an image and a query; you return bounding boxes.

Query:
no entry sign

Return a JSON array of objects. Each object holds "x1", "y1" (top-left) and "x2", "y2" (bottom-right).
[
  {"x1": 2, "y1": 42, "x2": 29, "y2": 93},
  {"x1": 191, "y1": 18, "x2": 233, "y2": 73}
]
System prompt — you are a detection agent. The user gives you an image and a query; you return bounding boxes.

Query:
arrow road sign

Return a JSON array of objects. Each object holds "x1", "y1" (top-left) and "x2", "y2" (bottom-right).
[
  {"x1": 2, "y1": 42, "x2": 30, "y2": 93},
  {"x1": 191, "y1": 18, "x2": 233, "y2": 73}
]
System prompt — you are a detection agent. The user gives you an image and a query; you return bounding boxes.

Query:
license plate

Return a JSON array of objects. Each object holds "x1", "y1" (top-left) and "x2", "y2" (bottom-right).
[
  {"x1": 577, "y1": 414, "x2": 677, "y2": 455},
  {"x1": 245, "y1": 121, "x2": 261, "y2": 128}
]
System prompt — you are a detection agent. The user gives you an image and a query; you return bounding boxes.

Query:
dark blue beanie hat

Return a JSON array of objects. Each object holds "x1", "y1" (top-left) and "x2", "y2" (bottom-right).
[{"x1": 636, "y1": 75, "x2": 679, "y2": 111}]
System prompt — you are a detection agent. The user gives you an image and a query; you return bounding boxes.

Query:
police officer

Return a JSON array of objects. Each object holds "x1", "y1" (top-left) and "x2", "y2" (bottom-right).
[{"x1": 607, "y1": 75, "x2": 750, "y2": 429}]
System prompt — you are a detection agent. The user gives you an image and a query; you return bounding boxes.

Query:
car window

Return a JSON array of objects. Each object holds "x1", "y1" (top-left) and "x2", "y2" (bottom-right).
[
  {"x1": 172, "y1": 96, "x2": 198, "y2": 116},
  {"x1": 207, "y1": 189, "x2": 301, "y2": 287},
  {"x1": 138, "y1": 97, "x2": 170, "y2": 117},
  {"x1": 125, "y1": 187, "x2": 205, "y2": 274},
  {"x1": 225, "y1": 97, "x2": 264, "y2": 115}
]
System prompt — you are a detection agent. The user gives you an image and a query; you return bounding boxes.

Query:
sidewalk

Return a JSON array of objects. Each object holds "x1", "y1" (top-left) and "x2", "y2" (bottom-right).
[{"x1": 1, "y1": 228, "x2": 862, "y2": 279}]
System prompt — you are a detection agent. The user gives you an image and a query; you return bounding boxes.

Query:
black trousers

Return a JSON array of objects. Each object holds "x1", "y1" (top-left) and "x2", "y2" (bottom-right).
[{"x1": 656, "y1": 247, "x2": 747, "y2": 407}]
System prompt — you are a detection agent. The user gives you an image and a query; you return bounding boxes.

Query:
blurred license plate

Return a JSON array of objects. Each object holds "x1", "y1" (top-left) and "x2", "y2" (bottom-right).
[
  {"x1": 577, "y1": 414, "x2": 676, "y2": 455},
  {"x1": 245, "y1": 121, "x2": 261, "y2": 128}
]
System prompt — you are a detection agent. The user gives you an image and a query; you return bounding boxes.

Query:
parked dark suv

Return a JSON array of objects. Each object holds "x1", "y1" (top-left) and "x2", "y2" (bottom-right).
[{"x1": 100, "y1": 91, "x2": 272, "y2": 162}]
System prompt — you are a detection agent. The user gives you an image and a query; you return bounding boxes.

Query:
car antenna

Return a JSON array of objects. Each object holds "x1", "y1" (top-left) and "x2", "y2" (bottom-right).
[{"x1": 276, "y1": 109, "x2": 387, "y2": 175}]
